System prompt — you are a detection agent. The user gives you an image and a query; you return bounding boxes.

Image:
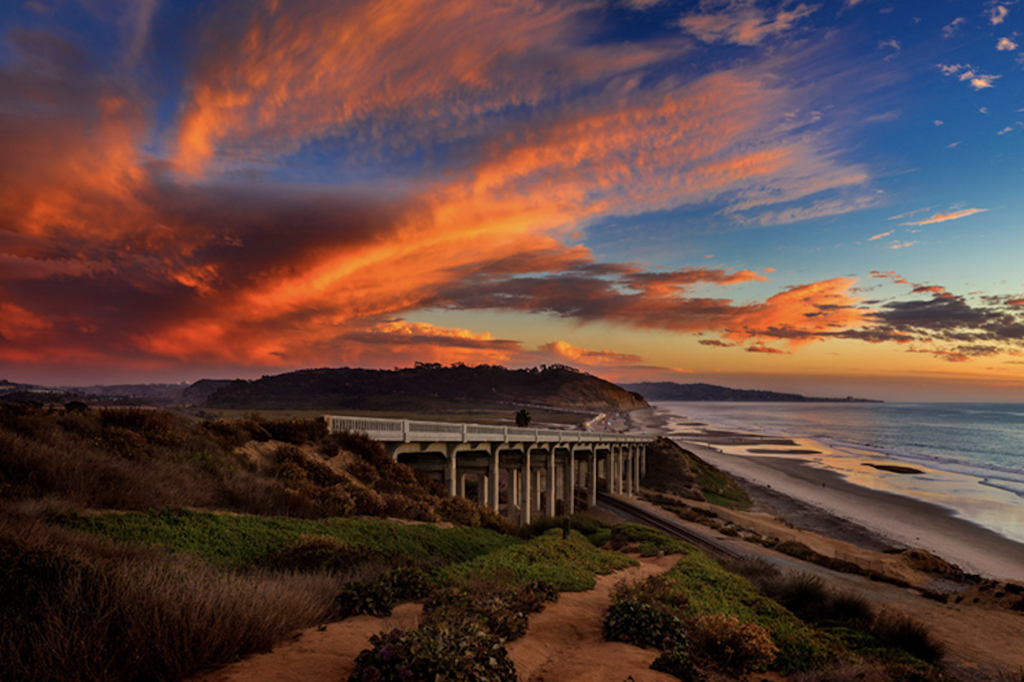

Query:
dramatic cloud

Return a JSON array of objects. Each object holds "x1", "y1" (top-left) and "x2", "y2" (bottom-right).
[
  {"x1": 174, "y1": 0, "x2": 682, "y2": 175},
  {"x1": 997, "y1": 37, "x2": 1018, "y2": 51},
  {"x1": 1, "y1": 0, "x2": 1019, "y2": 385}
]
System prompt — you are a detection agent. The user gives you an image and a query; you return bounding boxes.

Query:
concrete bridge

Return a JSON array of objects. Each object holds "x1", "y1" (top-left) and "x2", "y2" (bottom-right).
[{"x1": 325, "y1": 415, "x2": 654, "y2": 524}]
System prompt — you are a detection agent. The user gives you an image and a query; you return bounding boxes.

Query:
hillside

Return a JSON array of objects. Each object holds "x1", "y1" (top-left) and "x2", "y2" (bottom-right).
[
  {"x1": 205, "y1": 364, "x2": 648, "y2": 413},
  {"x1": 624, "y1": 381, "x2": 881, "y2": 403}
]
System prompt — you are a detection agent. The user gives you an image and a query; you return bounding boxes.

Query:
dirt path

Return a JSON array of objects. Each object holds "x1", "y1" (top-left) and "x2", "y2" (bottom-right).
[
  {"x1": 188, "y1": 555, "x2": 679, "y2": 682},
  {"x1": 507, "y1": 554, "x2": 681, "y2": 682}
]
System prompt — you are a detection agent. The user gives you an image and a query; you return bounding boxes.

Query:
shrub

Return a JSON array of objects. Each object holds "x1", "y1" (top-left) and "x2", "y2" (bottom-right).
[
  {"x1": 607, "y1": 523, "x2": 692, "y2": 555},
  {"x1": 335, "y1": 566, "x2": 433, "y2": 618},
  {"x1": 424, "y1": 578, "x2": 558, "y2": 641},
  {"x1": 724, "y1": 557, "x2": 780, "y2": 587},
  {"x1": 603, "y1": 600, "x2": 688, "y2": 651},
  {"x1": 651, "y1": 647, "x2": 702, "y2": 681},
  {"x1": 349, "y1": 623, "x2": 517, "y2": 682},
  {"x1": 870, "y1": 611, "x2": 945, "y2": 664},
  {"x1": 687, "y1": 613, "x2": 778, "y2": 673},
  {"x1": 611, "y1": 574, "x2": 688, "y2": 613}
]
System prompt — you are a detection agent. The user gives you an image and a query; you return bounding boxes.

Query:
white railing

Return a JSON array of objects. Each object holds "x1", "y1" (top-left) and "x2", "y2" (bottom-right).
[{"x1": 324, "y1": 415, "x2": 653, "y2": 445}]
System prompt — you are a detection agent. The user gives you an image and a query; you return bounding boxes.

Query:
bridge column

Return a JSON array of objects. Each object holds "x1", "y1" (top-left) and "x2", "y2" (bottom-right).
[
  {"x1": 520, "y1": 449, "x2": 533, "y2": 525},
  {"x1": 445, "y1": 448, "x2": 457, "y2": 497},
  {"x1": 623, "y1": 448, "x2": 631, "y2": 497},
  {"x1": 510, "y1": 468, "x2": 519, "y2": 509},
  {"x1": 630, "y1": 446, "x2": 638, "y2": 493},
  {"x1": 589, "y1": 450, "x2": 598, "y2": 507},
  {"x1": 610, "y1": 444, "x2": 618, "y2": 491},
  {"x1": 640, "y1": 444, "x2": 647, "y2": 479},
  {"x1": 622, "y1": 446, "x2": 630, "y2": 493},
  {"x1": 564, "y1": 448, "x2": 575, "y2": 515},
  {"x1": 476, "y1": 474, "x2": 488, "y2": 506},
  {"x1": 490, "y1": 449, "x2": 501, "y2": 513},
  {"x1": 534, "y1": 467, "x2": 544, "y2": 513},
  {"x1": 546, "y1": 448, "x2": 556, "y2": 517},
  {"x1": 459, "y1": 472, "x2": 467, "y2": 498}
]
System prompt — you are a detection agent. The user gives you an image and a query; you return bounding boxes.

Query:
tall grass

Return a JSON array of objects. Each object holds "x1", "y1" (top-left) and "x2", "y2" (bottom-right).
[{"x1": 0, "y1": 519, "x2": 346, "y2": 682}]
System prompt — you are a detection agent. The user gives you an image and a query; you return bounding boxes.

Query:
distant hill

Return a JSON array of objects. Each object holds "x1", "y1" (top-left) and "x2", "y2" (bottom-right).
[
  {"x1": 623, "y1": 381, "x2": 880, "y2": 403},
  {"x1": 205, "y1": 364, "x2": 649, "y2": 413}
]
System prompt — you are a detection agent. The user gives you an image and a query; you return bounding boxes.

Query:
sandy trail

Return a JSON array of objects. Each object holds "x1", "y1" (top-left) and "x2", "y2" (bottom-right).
[
  {"x1": 188, "y1": 555, "x2": 679, "y2": 682},
  {"x1": 508, "y1": 554, "x2": 681, "y2": 682},
  {"x1": 188, "y1": 603, "x2": 423, "y2": 682}
]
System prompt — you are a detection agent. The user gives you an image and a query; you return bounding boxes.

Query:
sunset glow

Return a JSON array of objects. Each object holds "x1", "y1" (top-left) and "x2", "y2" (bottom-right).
[{"x1": 1, "y1": 0, "x2": 1023, "y2": 400}]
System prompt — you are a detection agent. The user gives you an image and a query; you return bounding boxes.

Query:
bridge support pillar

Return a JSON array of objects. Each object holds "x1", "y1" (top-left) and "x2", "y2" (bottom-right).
[
  {"x1": 491, "y1": 450, "x2": 501, "y2": 513},
  {"x1": 614, "y1": 447, "x2": 622, "y2": 494},
  {"x1": 546, "y1": 449, "x2": 556, "y2": 517},
  {"x1": 520, "y1": 451, "x2": 533, "y2": 525},
  {"x1": 564, "y1": 448, "x2": 575, "y2": 515},
  {"x1": 477, "y1": 474, "x2": 488, "y2": 506},
  {"x1": 630, "y1": 446, "x2": 638, "y2": 493},
  {"x1": 589, "y1": 450, "x2": 598, "y2": 507},
  {"x1": 445, "y1": 450, "x2": 457, "y2": 497}
]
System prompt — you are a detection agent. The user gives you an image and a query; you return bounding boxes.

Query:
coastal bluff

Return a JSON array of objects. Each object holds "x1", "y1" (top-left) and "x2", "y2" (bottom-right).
[{"x1": 204, "y1": 364, "x2": 648, "y2": 412}]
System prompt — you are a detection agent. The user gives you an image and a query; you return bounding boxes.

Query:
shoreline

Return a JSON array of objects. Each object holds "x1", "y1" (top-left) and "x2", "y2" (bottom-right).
[{"x1": 629, "y1": 406, "x2": 1024, "y2": 582}]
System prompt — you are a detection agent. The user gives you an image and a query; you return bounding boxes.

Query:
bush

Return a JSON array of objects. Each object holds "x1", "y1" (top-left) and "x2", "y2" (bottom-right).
[
  {"x1": 335, "y1": 566, "x2": 433, "y2": 618},
  {"x1": 611, "y1": 574, "x2": 688, "y2": 613},
  {"x1": 349, "y1": 623, "x2": 517, "y2": 682},
  {"x1": 687, "y1": 613, "x2": 778, "y2": 673},
  {"x1": 423, "y1": 574, "x2": 557, "y2": 642},
  {"x1": 607, "y1": 523, "x2": 692, "y2": 555},
  {"x1": 603, "y1": 600, "x2": 688, "y2": 651},
  {"x1": 651, "y1": 647, "x2": 702, "y2": 681},
  {"x1": 870, "y1": 611, "x2": 945, "y2": 664}
]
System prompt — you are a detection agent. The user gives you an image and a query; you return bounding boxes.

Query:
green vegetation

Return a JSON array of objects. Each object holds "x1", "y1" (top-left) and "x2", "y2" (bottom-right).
[
  {"x1": 62, "y1": 510, "x2": 516, "y2": 568},
  {"x1": 446, "y1": 529, "x2": 636, "y2": 592},
  {"x1": 664, "y1": 548, "x2": 833, "y2": 672},
  {"x1": 642, "y1": 436, "x2": 751, "y2": 509}
]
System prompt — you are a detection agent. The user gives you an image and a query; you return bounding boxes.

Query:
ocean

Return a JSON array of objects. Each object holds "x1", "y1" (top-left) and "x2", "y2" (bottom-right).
[{"x1": 655, "y1": 401, "x2": 1024, "y2": 542}]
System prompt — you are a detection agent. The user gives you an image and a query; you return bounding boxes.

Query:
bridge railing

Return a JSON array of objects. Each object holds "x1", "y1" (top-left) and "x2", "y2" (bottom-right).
[{"x1": 324, "y1": 415, "x2": 653, "y2": 445}]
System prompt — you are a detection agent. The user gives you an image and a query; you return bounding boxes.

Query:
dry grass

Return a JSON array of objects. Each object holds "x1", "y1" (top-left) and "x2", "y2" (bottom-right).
[{"x1": 0, "y1": 516, "x2": 346, "y2": 682}]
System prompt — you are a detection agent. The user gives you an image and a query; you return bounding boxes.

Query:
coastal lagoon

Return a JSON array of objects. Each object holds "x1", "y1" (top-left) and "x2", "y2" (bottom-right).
[{"x1": 656, "y1": 401, "x2": 1024, "y2": 562}]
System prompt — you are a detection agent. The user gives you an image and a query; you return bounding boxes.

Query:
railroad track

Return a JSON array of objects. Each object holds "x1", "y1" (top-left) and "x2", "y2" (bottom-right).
[{"x1": 597, "y1": 492, "x2": 742, "y2": 561}]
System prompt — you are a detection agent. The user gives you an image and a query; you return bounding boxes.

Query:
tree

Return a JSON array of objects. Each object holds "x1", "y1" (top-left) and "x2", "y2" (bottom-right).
[{"x1": 515, "y1": 409, "x2": 532, "y2": 427}]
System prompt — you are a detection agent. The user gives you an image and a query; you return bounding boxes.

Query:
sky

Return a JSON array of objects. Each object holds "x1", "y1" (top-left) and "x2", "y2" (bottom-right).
[{"x1": 1, "y1": 0, "x2": 1023, "y2": 402}]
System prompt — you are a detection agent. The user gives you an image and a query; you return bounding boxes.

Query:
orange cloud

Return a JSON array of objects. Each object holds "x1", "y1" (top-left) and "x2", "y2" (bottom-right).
[
  {"x1": 725, "y1": 278, "x2": 868, "y2": 346},
  {"x1": 542, "y1": 340, "x2": 643, "y2": 367},
  {"x1": 900, "y1": 208, "x2": 988, "y2": 226},
  {"x1": 174, "y1": 0, "x2": 679, "y2": 175}
]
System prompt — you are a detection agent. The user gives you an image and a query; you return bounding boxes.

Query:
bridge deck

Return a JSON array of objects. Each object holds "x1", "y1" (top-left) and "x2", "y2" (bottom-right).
[{"x1": 324, "y1": 415, "x2": 653, "y2": 444}]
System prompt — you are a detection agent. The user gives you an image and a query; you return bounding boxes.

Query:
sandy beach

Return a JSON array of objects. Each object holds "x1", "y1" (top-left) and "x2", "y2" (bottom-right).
[{"x1": 629, "y1": 406, "x2": 1024, "y2": 582}]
